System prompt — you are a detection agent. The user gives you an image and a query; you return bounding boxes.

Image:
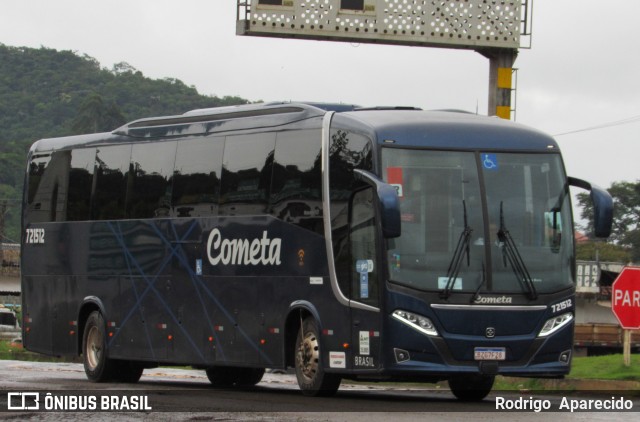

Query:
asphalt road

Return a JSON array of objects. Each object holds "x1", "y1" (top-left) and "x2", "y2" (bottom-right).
[{"x1": 0, "y1": 360, "x2": 637, "y2": 421}]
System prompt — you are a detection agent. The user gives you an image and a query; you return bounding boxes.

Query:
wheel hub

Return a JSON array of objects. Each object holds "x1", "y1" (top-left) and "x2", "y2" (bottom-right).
[
  {"x1": 297, "y1": 332, "x2": 319, "y2": 380},
  {"x1": 85, "y1": 326, "x2": 102, "y2": 370}
]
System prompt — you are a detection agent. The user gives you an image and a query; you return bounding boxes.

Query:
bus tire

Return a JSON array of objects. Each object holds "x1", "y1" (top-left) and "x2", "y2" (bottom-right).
[
  {"x1": 114, "y1": 360, "x2": 144, "y2": 383},
  {"x1": 205, "y1": 367, "x2": 236, "y2": 387},
  {"x1": 82, "y1": 311, "x2": 118, "y2": 382},
  {"x1": 205, "y1": 367, "x2": 264, "y2": 387},
  {"x1": 448, "y1": 374, "x2": 494, "y2": 401},
  {"x1": 295, "y1": 317, "x2": 341, "y2": 397},
  {"x1": 236, "y1": 368, "x2": 265, "y2": 386}
]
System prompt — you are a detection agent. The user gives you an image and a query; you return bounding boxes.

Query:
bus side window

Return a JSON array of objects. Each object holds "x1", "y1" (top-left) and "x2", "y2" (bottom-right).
[
  {"x1": 127, "y1": 141, "x2": 177, "y2": 219},
  {"x1": 271, "y1": 130, "x2": 323, "y2": 234},
  {"x1": 67, "y1": 148, "x2": 96, "y2": 221},
  {"x1": 328, "y1": 129, "x2": 374, "y2": 299},
  {"x1": 220, "y1": 133, "x2": 276, "y2": 216},
  {"x1": 26, "y1": 151, "x2": 71, "y2": 223},
  {"x1": 172, "y1": 136, "x2": 224, "y2": 218},
  {"x1": 92, "y1": 145, "x2": 132, "y2": 220},
  {"x1": 26, "y1": 154, "x2": 51, "y2": 224}
]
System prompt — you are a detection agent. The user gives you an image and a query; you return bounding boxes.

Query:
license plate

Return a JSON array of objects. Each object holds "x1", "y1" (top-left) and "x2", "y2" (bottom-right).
[{"x1": 474, "y1": 347, "x2": 506, "y2": 361}]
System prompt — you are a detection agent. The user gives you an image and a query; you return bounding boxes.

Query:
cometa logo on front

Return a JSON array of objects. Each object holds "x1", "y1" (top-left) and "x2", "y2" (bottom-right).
[
  {"x1": 474, "y1": 295, "x2": 513, "y2": 304},
  {"x1": 206, "y1": 228, "x2": 282, "y2": 266}
]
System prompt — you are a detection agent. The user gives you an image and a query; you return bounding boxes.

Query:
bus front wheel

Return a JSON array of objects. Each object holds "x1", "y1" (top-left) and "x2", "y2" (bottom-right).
[
  {"x1": 82, "y1": 311, "x2": 118, "y2": 382},
  {"x1": 448, "y1": 374, "x2": 494, "y2": 401},
  {"x1": 294, "y1": 317, "x2": 341, "y2": 396}
]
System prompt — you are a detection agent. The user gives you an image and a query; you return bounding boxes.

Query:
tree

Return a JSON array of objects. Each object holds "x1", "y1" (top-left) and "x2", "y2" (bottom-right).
[
  {"x1": 0, "y1": 185, "x2": 20, "y2": 243},
  {"x1": 575, "y1": 240, "x2": 631, "y2": 263},
  {"x1": 72, "y1": 93, "x2": 126, "y2": 134},
  {"x1": 577, "y1": 181, "x2": 640, "y2": 263},
  {"x1": 112, "y1": 61, "x2": 138, "y2": 75},
  {"x1": 0, "y1": 44, "x2": 251, "y2": 238}
]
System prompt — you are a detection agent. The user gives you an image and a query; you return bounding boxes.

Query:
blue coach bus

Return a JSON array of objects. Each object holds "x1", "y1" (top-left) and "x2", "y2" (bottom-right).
[{"x1": 21, "y1": 102, "x2": 612, "y2": 400}]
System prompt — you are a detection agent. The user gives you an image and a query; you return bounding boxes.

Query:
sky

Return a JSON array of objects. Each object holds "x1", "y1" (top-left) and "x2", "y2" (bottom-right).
[{"x1": 1, "y1": 0, "x2": 639, "y2": 194}]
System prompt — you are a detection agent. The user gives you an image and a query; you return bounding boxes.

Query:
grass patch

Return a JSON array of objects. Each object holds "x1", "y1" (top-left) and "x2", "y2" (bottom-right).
[
  {"x1": 568, "y1": 354, "x2": 640, "y2": 381},
  {"x1": 0, "y1": 338, "x2": 80, "y2": 363},
  {"x1": 0, "y1": 338, "x2": 35, "y2": 360},
  {"x1": 494, "y1": 377, "x2": 550, "y2": 391},
  {"x1": 495, "y1": 354, "x2": 640, "y2": 391}
]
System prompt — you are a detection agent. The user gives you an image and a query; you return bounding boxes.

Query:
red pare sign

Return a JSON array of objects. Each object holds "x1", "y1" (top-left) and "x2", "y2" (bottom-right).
[{"x1": 611, "y1": 266, "x2": 640, "y2": 330}]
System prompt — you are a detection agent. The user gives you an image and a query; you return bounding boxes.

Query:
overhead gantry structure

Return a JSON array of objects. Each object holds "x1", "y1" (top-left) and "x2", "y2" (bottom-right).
[{"x1": 236, "y1": 0, "x2": 533, "y2": 119}]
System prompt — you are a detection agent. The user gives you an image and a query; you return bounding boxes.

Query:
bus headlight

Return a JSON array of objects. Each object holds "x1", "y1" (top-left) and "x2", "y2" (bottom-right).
[
  {"x1": 538, "y1": 312, "x2": 573, "y2": 337},
  {"x1": 392, "y1": 310, "x2": 439, "y2": 337}
]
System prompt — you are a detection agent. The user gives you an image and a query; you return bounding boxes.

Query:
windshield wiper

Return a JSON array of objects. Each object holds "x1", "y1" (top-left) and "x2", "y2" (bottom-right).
[
  {"x1": 441, "y1": 200, "x2": 472, "y2": 299},
  {"x1": 497, "y1": 202, "x2": 538, "y2": 300},
  {"x1": 470, "y1": 262, "x2": 487, "y2": 304}
]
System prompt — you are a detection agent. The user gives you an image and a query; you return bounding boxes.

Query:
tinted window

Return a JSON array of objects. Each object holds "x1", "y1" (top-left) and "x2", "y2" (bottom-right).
[
  {"x1": 93, "y1": 145, "x2": 132, "y2": 220},
  {"x1": 128, "y1": 141, "x2": 177, "y2": 218},
  {"x1": 350, "y1": 187, "x2": 379, "y2": 306},
  {"x1": 220, "y1": 133, "x2": 276, "y2": 216},
  {"x1": 67, "y1": 148, "x2": 96, "y2": 221},
  {"x1": 328, "y1": 129, "x2": 374, "y2": 296},
  {"x1": 382, "y1": 149, "x2": 574, "y2": 295},
  {"x1": 172, "y1": 136, "x2": 223, "y2": 217},
  {"x1": 329, "y1": 129, "x2": 373, "y2": 203},
  {"x1": 483, "y1": 153, "x2": 574, "y2": 293},
  {"x1": 271, "y1": 130, "x2": 323, "y2": 234},
  {"x1": 26, "y1": 151, "x2": 71, "y2": 223},
  {"x1": 382, "y1": 149, "x2": 484, "y2": 293},
  {"x1": 27, "y1": 153, "x2": 52, "y2": 209}
]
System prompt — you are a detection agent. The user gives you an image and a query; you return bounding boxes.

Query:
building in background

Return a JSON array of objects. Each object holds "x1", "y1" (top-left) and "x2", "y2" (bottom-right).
[
  {"x1": 0, "y1": 243, "x2": 20, "y2": 334},
  {"x1": 575, "y1": 261, "x2": 639, "y2": 355}
]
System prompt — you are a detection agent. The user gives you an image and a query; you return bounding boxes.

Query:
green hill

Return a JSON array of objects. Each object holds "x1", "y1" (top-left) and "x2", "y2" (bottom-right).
[{"x1": 0, "y1": 44, "x2": 249, "y2": 242}]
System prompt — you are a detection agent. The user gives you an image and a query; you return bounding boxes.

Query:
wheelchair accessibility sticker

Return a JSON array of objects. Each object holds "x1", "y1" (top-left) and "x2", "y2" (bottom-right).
[{"x1": 482, "y1": 153, "x2": 498, "y2": 170}]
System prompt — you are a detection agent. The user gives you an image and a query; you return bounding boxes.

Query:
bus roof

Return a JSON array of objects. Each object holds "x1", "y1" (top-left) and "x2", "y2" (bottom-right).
[
  {"x1": 336, "y1": 109, "x2": 559, "y2": 151},
  {"x1": 30, "y1": 102, "x2": 326, "y2": 153},
  {"x1": 29, "y1": 102, "x2": 558, "y2": 153}
]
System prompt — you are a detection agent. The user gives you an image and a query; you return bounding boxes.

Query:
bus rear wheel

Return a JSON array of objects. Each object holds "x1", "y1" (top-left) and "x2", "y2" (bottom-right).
[
  {"x1": 205, "y1": 367, "x2": 265, "y2": 387},
  {"x1": 82, "y1": 311, "x2": 118, "y2": 382},
  {"x1": 448, "y1": 374, "x2": 494, "y2": 401},
  {"x1": 113, "y1": 360, "x2": 144, "y2": 383},
  {"x1": 294, "y1": 317, "x2": 341, "y2": 396}
]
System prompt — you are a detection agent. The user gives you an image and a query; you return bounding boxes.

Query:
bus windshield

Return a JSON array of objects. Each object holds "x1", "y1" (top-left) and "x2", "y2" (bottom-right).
[{"x1": 383, "y1": 148, "x2": 574, "y2": 296}]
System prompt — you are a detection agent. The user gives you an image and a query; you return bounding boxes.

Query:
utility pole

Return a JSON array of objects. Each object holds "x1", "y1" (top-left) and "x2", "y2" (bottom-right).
[{"x1": 480, "y1": 48, "x2": 518, "y2": 120}]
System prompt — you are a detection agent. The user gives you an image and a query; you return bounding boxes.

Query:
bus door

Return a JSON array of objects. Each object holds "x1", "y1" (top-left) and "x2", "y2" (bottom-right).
[{"x1": 348, "y1": 187, "x2": 382, "y2": 371}]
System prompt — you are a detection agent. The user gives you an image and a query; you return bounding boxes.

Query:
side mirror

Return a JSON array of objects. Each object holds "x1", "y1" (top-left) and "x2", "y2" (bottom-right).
[
  {"x1": 353, "y1": 169, "x2": 401, "y2": 238},
  {"x1": 568, "y1": 177, "x2": 613, "y2": 238}
]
